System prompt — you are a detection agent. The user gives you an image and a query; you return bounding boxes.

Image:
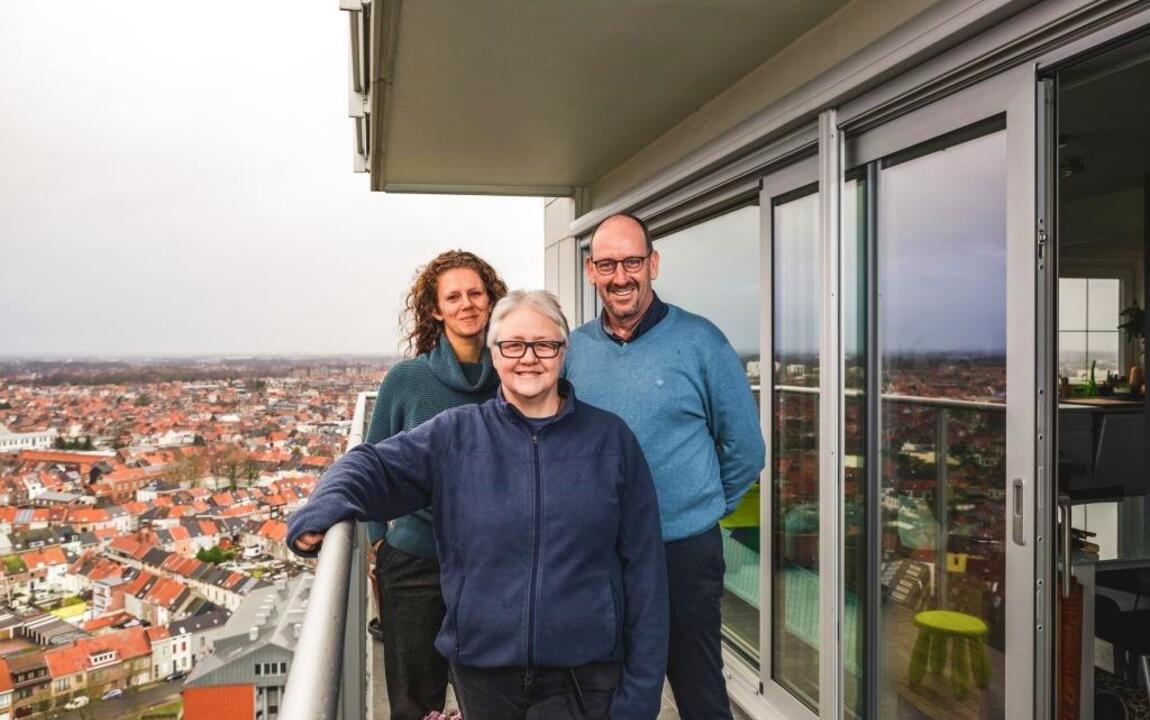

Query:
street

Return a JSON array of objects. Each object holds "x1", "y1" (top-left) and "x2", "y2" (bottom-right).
[{"x1": 51, "y1": 682, "x2": 181, "y2": 720}]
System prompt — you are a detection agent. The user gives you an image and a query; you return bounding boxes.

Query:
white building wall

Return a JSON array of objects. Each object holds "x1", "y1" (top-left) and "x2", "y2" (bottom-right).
[
  {"x1": 171, "y1": 631, "x2": 193, "y2": 671},
  {"x1": 0, "y1": 428, "x2": 57, "y2": 452},
  {"x1": 543, "y1": 195, "x2": 588, "y2": 325}
]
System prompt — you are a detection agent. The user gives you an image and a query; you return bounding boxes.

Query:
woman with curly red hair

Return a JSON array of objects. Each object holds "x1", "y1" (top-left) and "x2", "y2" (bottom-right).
[{"x1": 365, "y1": 250, "x2": 507, "y2": 720}]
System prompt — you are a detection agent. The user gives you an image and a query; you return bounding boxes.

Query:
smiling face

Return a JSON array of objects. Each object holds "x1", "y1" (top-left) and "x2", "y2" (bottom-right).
[
  {"x1": 492, "y1": 306, "x2": 565, "y2": 415},
  {"x1": 431, "y1": 268, "x2": 492, "y2": 347},
  {"x1": 586, "y1": 215, "x2": 659, "y2": 331}
]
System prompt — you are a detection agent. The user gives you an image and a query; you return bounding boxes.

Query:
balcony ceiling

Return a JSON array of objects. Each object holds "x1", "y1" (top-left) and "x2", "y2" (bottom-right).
[{"x1": 373, "y1": 0, "x2": 853, "y2": 193}]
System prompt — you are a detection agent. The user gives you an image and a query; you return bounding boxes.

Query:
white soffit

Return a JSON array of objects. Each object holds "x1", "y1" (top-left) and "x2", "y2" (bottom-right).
[{"x1": 377, "y1": 0, "x2": 853, "y2": 193}]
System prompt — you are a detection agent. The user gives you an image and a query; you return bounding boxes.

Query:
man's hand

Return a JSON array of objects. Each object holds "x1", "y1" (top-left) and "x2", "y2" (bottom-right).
[{"x1": 294, "y1": 531, "x2": 325, "y2": 554}]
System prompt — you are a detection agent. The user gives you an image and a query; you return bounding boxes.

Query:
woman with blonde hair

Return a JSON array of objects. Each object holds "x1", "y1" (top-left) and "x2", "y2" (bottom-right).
[{"x1": 365, "y1": 250, "x2": 507, "y2": 720}]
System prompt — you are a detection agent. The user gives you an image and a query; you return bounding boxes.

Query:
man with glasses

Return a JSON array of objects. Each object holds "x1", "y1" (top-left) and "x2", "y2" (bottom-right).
[{"x1": 566, "y1": 213, "x2": 765, "y2": 720}]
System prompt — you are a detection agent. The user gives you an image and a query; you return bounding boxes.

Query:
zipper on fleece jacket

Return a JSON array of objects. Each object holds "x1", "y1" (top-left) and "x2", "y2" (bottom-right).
[{"x1": 527, "y1": 433, "x2": 542, "y2": 667}]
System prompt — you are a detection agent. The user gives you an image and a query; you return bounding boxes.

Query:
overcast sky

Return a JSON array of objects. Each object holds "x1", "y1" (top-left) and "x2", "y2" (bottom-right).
[{"x1": 0, "y1": 2, "x2": 544, "y2": 359}]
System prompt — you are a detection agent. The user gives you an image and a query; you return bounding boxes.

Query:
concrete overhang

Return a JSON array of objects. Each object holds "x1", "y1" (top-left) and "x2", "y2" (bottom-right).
[{"x1": 344, "y1": 0, "x2": 854, "y2": 195}]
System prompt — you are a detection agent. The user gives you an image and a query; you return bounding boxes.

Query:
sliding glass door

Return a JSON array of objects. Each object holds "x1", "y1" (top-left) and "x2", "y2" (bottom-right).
[
  {"x1": 839, "y1": 65, "x2": 1038, "y2": 720},
  {"x1": 633, "y1": 66, "x2": 1040, "y2": 720},
  {"x1": 759, "y1": 157, "x2": 823, "y2": 719}
]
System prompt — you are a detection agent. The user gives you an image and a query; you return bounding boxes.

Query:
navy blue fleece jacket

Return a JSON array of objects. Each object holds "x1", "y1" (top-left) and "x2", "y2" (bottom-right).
[
  {"x1": 287, "y1": 382, "x2": 668, "y2": 720},
  {"x1": 364, "y1": 333, "x2": 499, "y2": 556}
]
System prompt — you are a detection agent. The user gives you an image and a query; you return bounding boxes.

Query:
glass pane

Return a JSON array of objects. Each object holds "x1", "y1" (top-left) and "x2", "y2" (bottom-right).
[
  {"x1": 843, "y1": 177, "x2": 868, "y2": 716},
  {"x1": 1087, "y1": 279, "x2": 1120, "y2": 333},
  {"x1": 654, "y1": 204, "x2": 763, "y2": 664},
  {"x1": 1070, "y1": 503, "x2": 1119, "y2": 561},
  {"x1": 1059, "y1": 331, "x2": 1088, "y2": 383},
  {"x1": 877, "y1": 131, "x2": 1007, "y2": 720},
  {"x1": 1059, "y1": 278, "x2": 1087, "y2": 331},
  {"x1": 656, "y1": 206, "x2": 761, "y2": 359},
  {"x1": 772, "y1": 190, "x2": 821, "y2": 708},
  {"x1": 1087, "y1": 331, "x2": 1120, "y2": 379}
]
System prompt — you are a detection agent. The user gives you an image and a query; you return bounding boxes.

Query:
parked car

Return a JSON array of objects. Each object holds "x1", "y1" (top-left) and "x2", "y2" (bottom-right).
[
  {"x1": 101, "y1": 688, "x2": 123, "y2": 700},
  {"x1": 64, "y1": 696, "x2": 90, "y2": 710},
  {"x1": 164, "y1": 670, "x2": 188, "y2": 683}
]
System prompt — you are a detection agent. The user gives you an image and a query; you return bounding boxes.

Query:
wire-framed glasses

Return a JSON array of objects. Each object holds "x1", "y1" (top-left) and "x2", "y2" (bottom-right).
[{"x1": 493, "y1": 340, "x2": 566, "y2": 359}]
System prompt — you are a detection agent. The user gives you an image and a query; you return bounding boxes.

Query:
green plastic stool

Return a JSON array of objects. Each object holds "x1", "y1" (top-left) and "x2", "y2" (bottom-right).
[{"x1": 908, "y1": 610, "x2": 990, "y2": 698}]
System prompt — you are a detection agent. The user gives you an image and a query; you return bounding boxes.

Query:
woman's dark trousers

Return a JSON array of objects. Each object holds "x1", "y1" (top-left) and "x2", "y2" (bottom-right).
[
  {"x1": 451, "y1": 662, "x2": 621, "y2": 719},
  {"x1": 375, "y1": 541, "x2": 449, "y2": 720}
]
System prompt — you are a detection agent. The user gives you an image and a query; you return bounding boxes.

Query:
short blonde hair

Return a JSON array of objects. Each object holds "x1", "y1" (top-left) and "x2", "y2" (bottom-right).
[{"x1": 487, "y1": 290, "x2": 570, "y2": 347}]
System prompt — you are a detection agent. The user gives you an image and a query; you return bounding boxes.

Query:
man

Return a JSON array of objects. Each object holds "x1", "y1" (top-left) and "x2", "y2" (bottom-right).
[{"x1": 565, "y1": 212, "x2": 765, "y2": 720}]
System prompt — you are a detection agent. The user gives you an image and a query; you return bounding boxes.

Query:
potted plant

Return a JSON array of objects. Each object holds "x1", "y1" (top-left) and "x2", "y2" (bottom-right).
[{"x1": 1118, "y1": 304, "x2": 1145, "y2": 394}]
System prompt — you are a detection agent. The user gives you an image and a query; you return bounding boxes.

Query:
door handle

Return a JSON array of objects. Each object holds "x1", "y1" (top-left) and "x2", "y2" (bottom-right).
[
  {"x1": 1012, "y1": 478, "x2": 1025, "y2": 546},
  {"x1": 1058, "y1": 494, "x2": 1073, "y2": 599}
]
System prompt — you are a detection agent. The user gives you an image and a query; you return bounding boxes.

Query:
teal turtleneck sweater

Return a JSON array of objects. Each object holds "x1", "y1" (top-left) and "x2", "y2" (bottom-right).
[{"x1": 364, "y1": 333, "x2": 499, "y2": 557}]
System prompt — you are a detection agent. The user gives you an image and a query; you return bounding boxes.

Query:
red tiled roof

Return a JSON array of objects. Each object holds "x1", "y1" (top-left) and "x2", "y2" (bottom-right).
[
  {"x1": 258, "y1": 520, "x2": 287, "y2": 543},
  {"x1": 144, "y1": 577, "x2": 187, "y2": 609},
  {"x1": 44, "y1": 627, "x2": 152, "y2": 677},
  {"x1": 44, "y1": 645, "x2": 87, "y2": 678},
  {"x1": 67, "y1": 507, "x2": 111, "y2": 524},
  {"x1": 183, "y1": 684, "x2": 254, "y2": 720},
  {"x1": 145, "y1": 625, "x2": 170, "y2": 643},
  {"x1": 21, "y1": 545, "x2": 68, "y2": 569},
  {"x1": 82, "y1": 612, "x2": 132, "y2": 632},
  {"x1": 122, "y1": 570, "x2": 155, "y2": 597}
]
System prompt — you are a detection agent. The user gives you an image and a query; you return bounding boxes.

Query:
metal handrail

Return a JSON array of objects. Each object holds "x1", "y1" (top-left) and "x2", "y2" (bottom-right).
[
  {"x1": 280, "y1": 520, "x2": 355, "y2": 719},
  {"x1": 280, "y1": 391, "x2": 375, "y2": 720}
]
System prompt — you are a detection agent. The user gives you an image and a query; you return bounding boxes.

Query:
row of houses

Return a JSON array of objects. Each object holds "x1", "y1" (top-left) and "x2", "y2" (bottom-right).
[{"x1": 0, "y1": 610, "x2": 230, "y2": 719}]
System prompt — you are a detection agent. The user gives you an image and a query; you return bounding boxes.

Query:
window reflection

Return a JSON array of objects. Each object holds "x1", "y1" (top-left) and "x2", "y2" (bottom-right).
[
  {"x1": 770, "y1": 190, "x2": 821, "y2": 709},
  {"x1": 654, "y1": 203, "x2": 763, "y2": 664},
  {"x1": 876, "y1": 130, "x2": 1008, "y2": 720}
]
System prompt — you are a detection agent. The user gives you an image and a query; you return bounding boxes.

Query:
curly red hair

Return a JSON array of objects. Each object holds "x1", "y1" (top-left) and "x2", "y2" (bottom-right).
[{"x1": 400, "y1": 250, "x2": 508, "y2": 357}]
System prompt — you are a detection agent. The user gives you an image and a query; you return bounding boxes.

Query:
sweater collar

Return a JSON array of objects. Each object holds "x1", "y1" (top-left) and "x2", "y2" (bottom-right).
[
  {"x1": 600, "y1": 291, "x2": 668, "y2": 345},
  {"x1": 496, "y1": 378, "x2": 576, "y2": 428},
  {"x1": 426, "y1": 333, "x2": 499, "y2": 393}
]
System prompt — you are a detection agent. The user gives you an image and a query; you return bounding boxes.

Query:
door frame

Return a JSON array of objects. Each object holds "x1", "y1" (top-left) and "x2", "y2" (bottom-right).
[
  {"x1": 839, "y1": 63, "x2": 1040, "y2": 719},
  {"x1": 757, "y1": 155, "x2": 822, "y2": 720}
]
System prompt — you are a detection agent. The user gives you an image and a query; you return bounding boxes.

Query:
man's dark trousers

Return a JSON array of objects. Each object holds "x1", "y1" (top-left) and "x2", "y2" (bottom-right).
[
  {"x1": 375, "y1": 541, "x2": 449, "y2": 720},
  {"x1": 665, "y1": 524, "x2": 733, "y2": 720}
]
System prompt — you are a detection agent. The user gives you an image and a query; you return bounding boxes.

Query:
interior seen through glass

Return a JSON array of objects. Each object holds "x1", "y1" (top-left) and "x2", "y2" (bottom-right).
[{"x1": 1055, "y1": 35, "x2": 1150, "y2": 720}]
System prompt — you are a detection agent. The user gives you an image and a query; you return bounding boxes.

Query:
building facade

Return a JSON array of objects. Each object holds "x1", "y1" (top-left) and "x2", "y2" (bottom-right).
[
  {"x1": 340, "y1": 1, "x2": 1150, "y2": 717},
  {"x1": 185, "y1": 579, "x2": 305, "y2": 720},
  {"x1": 0, "y1": 427, "x2": 56, "y2": 454}
]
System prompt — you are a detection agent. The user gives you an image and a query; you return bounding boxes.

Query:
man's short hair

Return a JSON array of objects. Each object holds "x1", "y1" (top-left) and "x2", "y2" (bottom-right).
[
  {"x1": 487, "y1": 289, "x2": 570, "y2": 347},
  {"x1": 590, "y1": 212, "x2": 653, "y2": 254}
]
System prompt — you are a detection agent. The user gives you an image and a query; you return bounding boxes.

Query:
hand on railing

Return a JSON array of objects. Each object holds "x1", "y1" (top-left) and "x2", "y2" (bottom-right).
[{"x1": 294, "y1": 531, "x2": 325, "y2": 554}]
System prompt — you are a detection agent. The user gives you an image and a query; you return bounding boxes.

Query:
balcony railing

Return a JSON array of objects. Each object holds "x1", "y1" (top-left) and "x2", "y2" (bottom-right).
[{"x1": 281, "y1": 392, "x2": 375, "y2": 720}]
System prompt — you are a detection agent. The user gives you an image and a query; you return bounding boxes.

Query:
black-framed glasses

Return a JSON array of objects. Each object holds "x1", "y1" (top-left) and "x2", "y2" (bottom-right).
[
  {"x1": 589, "y1": 254, "x2": 650, "y2": 276},
  {"x1": 493, "y1": 340, "x2": 566, "y2": 359}
]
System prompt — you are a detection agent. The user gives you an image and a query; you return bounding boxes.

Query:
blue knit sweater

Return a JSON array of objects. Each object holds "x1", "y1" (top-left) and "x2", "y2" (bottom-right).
[
  {"x1": 364, "y1": 333, "x2": 498, "y2": 557},
  {"x1": 565, "y1": 304, "x2": 765, "y2": 542}
]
